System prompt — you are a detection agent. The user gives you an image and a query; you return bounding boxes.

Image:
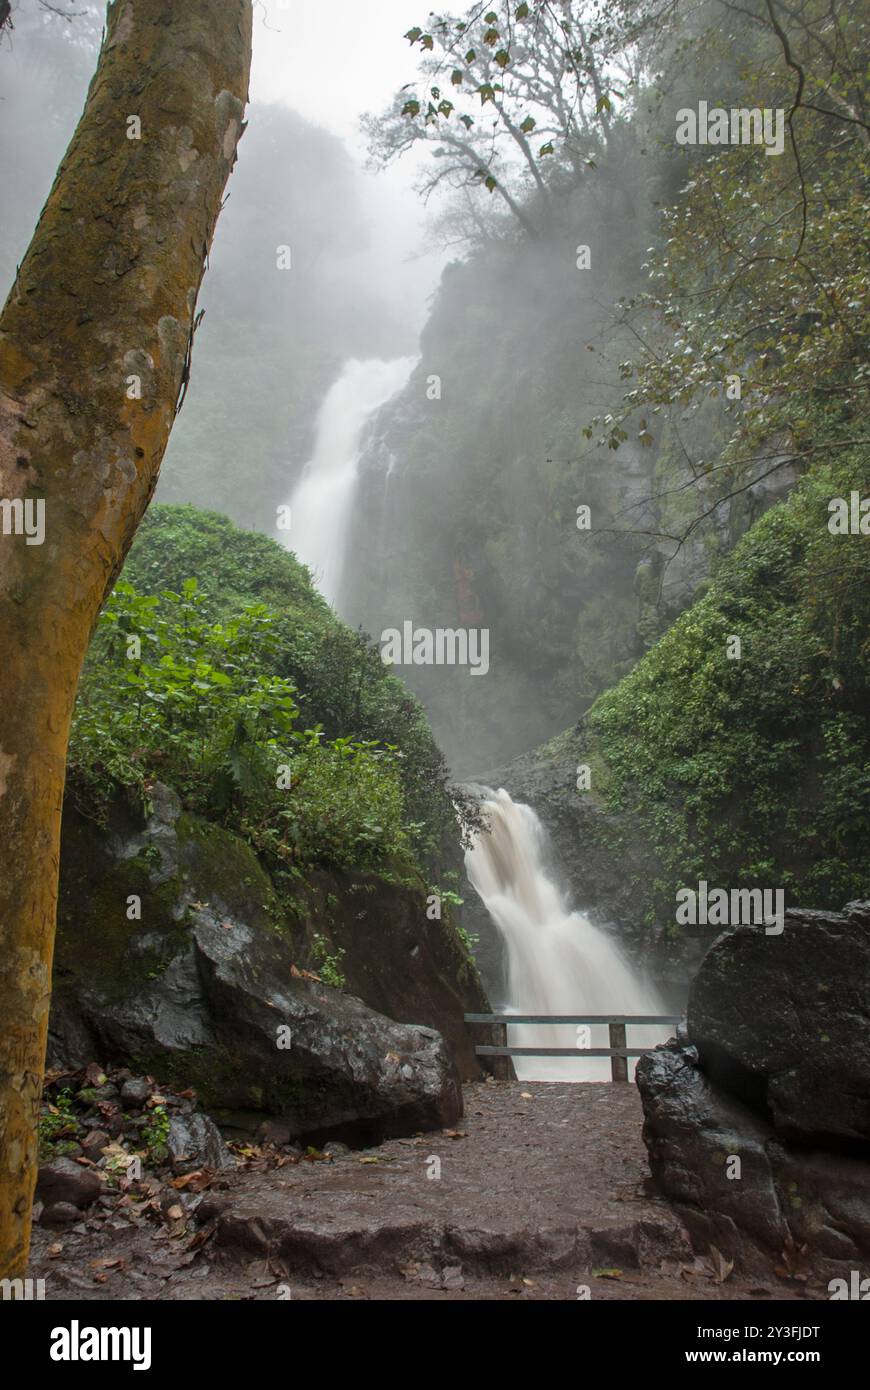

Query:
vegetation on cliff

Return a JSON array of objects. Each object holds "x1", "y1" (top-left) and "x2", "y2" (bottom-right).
[
  {"x1": 573, "y1": 456, "x2": 870, "y2": 929},
  {"x1": 69, "y1": 506, "x2": 472, "y2": 894}
]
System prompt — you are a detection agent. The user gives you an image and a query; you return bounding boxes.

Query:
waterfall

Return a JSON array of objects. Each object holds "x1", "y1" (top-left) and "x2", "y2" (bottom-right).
[
  {"x1": 284, "y1": 356, "x2": 416, "y2": 607},
  {"x1": 465, "y1": 788, "x2": 667, "y2": 1081}
]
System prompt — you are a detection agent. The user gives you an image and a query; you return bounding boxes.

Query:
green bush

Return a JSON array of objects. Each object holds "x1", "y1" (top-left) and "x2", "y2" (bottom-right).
[
  {"x1": 68, "y1": 507, "x2": 473, "y2": 885},
  {"x1": 583, "y1": 456, "x2": 870, "y2": 924},
  {"x1": 119, "y1": 507, "x2": 473, "y2": 875}
]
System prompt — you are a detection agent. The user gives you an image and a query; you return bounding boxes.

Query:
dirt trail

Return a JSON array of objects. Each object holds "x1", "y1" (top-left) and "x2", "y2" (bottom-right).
[{"x1": 30, "y1": 1081, "x2": 821, "y2": 1301}]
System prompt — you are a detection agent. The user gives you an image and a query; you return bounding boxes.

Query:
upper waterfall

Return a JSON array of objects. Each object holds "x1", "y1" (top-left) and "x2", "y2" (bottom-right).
[{"x1": 284, "y1": 356, "x2": 417, "y2": 608}]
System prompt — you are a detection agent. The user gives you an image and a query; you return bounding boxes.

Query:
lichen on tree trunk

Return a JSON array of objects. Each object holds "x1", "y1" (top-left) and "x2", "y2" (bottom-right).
[{"x1": 0, "y1": 0, "x2": 253, "y2": 1279}]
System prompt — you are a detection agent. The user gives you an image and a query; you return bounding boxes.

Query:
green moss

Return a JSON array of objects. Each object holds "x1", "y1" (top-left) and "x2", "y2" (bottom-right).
[{"x1": 175, "y1": 814, "x2": 279, "y2": 924}]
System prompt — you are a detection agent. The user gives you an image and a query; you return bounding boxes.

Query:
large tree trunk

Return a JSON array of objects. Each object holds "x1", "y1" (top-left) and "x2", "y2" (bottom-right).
[{"x1": 0, "y1": 0, "x2": 252, "y2": 1278}]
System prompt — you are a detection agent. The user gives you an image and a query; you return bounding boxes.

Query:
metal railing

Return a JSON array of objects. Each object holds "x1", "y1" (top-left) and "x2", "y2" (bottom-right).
[{"x1": 464, "y1": 1013, "x2": 682, "y2": 1082}]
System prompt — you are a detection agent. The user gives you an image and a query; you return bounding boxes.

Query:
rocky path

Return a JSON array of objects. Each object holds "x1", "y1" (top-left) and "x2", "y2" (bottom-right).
[{"x1": 30, "y1": 1081, "x2": 820, "y2": 1301}]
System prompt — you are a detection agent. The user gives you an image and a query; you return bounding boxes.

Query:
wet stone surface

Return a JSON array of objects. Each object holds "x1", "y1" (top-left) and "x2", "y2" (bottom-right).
[{"x1": 30, "y1": 1082, "x2": 823, "y2": 1302}]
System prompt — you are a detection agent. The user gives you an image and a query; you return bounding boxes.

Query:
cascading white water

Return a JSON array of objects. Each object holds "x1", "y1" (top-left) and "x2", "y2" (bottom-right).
[
  {"x1": 284, "y1": 356, "x2": 417, "y2": 607},
  {"x1": 465, "y1": 788, "x2": 667, "y2": 1081}
]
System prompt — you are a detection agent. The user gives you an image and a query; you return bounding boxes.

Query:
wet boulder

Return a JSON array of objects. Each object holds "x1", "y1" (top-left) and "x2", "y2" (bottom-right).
[
  {"x1": 637, "y1": 905, "x2": 870, "y2": 1277},
  {"x1": 637, "y1": 1040, "x2": 870, "y2": 1277},
  {"x1": 167, "y1": 1112, "x2": 233, "y2": 1173},
  {"x1": 687, "y1": 905, "x2": 870, "y2": 1143},
  {"x1": 36, "y1": 1157, "x2": 102, "y2": 1210},
  {"x1": 49, "y1": 786, "x2": 463, "y2": 1143}
]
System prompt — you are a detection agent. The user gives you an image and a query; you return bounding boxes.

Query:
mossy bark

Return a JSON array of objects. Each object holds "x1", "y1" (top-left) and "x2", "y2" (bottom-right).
[{"x1": 0, "y1": 0, "x2": 252, "y2": 1278}]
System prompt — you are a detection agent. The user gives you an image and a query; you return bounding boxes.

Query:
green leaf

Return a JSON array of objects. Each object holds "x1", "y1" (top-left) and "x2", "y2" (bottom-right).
[
  {"x1": 539, "y1": 141, "x2": 554, "y2": 156},
  {"x1": 478, "y1": 83, "x2": 495, "y2": 105},
  {"x1": 465, "y1": 48, "x2": 476, "y2": 63},
  {"x1": 451, "y1": 68, "x2": 464, "y2": 85},
  {"x1": 495, "y1": 49, "x2": 510, "y2": 68},
  {"x1": 483, "y1": 27, "x2": 499, "y2": 45},
  {"x1": 460, "y1": 114, "x2": 474, "y2": 129},
  {"x1": 516, "y1": 2, "x2": 530, "y2": 17},
  {"x1": 404, "y1": 27, "x2": 422, "y2": 43},
  {"x1": 401, "y1": 100, "x2": 421, "y2": 118},
  {"x1": 520, "y1": 115, "x2": 536, "y2": 133},
  {"x1": 484, "y1": 174, "x2": 498, "y2": 193}
]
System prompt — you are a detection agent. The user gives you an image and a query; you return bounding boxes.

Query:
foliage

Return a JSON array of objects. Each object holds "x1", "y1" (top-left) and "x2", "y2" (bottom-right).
[
  {"x1": 584, "y1": 457, "x2": 870, "y2": 924},
  {"x1": 69, "y1": 507, "x2": 471, "y2": 885},
  {"x1": 141, "y1": 1105, "x2": 171, "y2": 1164},
  {"x1": 310, "y1": 934, "x2": 347, "y2": 989},
  {"x1": 71, "y1": 579, "x2": 415, "y2": 880},
  {"x1": 586, "y1": 0, "x2": 870, "y2": 549},
  {"x1": 37, "y1": 1088, "x2": 78, "y2": 1160},
  {"x1": 366, "y1": 0, "x2": 649, "y2": 241},
  {"x1": 128, "y1": 508, "x2": 480, "y2": 864}
]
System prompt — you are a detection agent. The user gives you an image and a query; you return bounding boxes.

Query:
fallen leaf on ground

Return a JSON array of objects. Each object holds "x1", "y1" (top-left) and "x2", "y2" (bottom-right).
[
  {"x1": 708, "y1": 1244, "x2": 734, "y2": 1284},
  {"x1": 185, "y1": 1223, "x2": 216, "y2": 1252},
  {"x1": 775, "y1": 1235, "x2": 810, "y2": 1281},
  {"x1": 170, "y1": 1169, "x2": 213, "y2": 1192}
]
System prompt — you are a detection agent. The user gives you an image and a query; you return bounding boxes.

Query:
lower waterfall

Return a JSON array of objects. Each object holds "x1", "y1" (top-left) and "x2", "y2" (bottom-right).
[{"x1": 465, "y1": 788, "x2": 667, "y2": 1081}]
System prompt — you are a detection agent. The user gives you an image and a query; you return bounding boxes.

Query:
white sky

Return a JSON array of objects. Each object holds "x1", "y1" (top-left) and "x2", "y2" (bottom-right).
[
  {"x1": 251, "y1": 0, "x2": 422, "y2": 146},
  {"x1": 249, "y1": 0, "x2": 445, "y2": 336}
]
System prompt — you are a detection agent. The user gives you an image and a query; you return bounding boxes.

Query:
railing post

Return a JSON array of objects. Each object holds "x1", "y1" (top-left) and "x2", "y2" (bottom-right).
[{"x1": 609, "y1": 1022, "x2": 628, "y2": 1083}]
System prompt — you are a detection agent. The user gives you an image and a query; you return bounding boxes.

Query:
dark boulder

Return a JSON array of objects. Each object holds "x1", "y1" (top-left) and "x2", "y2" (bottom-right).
[
  {"x1": 190, "y1": 913, "x2": 463, "y2": 1141},
  {"x1": 167, "y1": 1112, "x2": 233, "y2": 1173},
  {"x1": 290, "y1": 868, "x2": 506, "y2": 1080},
  {"x1": 688, "y1": 906, "x2": 870, "y2": 1143},
  {"x1": 119, "y1": 1077, "x2": 152, "y2": 1108},
  {"x1": 36, "y1": 1157, "x2": 102, "y2": 1210},
  {"x1": 50, "y1": 785, "x2": 463, "y2": 1142},
  {"x1": 638, "y1": 1041, "x2": 870, "y2": 1277},
  {"x1": 39, "y1": 1202, "x2": 82, "y2": 1228},
  {"x1": 637, "y1": 906, "x2": 870, "y2": 1277}
]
